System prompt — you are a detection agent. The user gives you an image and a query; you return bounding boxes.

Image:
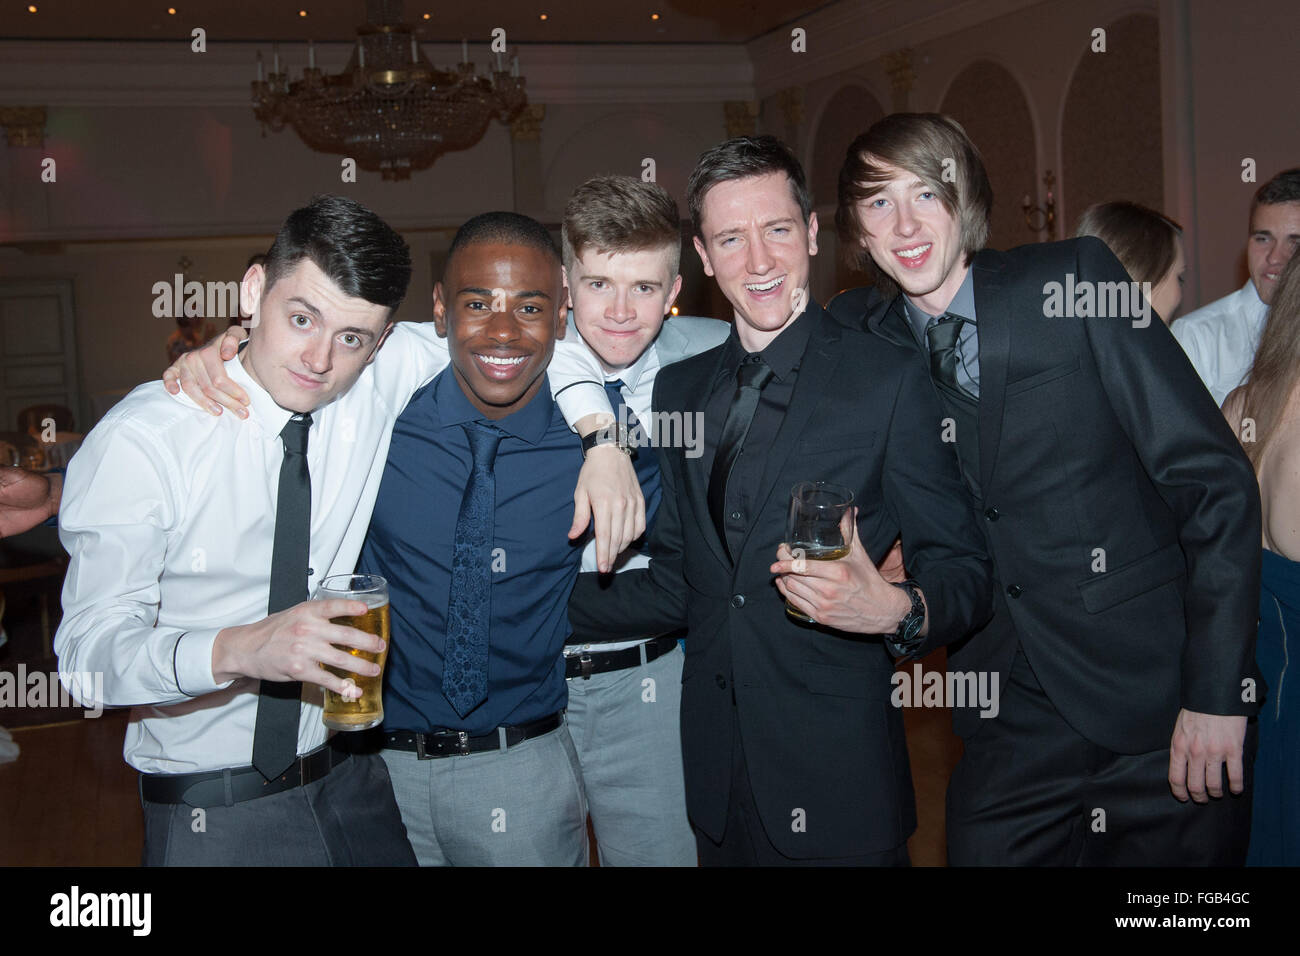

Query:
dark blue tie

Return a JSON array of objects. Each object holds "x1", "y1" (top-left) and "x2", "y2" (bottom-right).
[
  {"x1": 443, "y1": 422, "x2": 503, "y2": 718},
  {"x1": 605, "y1": 379, "x2": 662, "y2": 544}
]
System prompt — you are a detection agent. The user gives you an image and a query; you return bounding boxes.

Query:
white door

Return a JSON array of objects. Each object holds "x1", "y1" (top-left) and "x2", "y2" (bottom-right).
[{"x1": 0, "y1": 279, "x2": 79, "y2": 431}]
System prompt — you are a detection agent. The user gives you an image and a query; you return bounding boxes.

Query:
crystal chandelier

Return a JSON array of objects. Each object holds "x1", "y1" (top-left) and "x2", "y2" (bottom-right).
[{"x1": 251, "y1": 0, "x2": 527, "y2": 180}]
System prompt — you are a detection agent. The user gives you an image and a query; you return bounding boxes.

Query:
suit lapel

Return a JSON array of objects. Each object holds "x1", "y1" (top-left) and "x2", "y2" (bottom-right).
[
  {"x1": 675, "y1": 345, "x2": 732, "y2": 570},
  {"x1": 972, "y1": 256, "x2": 1009, "y2": 493},
  {"x1": 867, "y1": 294, "x2": 919, "y2": 352},
  {"x1": 740, "y1": 308, "x2": 845, "y2": 556}
]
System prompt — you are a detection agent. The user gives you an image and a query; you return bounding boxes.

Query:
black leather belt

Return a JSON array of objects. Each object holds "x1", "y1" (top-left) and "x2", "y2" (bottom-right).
[
  {"x1": 384, "y1": 711, "x2": 562, "y2": 759},
  {"x1": 139, "y1": 740, "x2": 351, "y2": 808},
  {"x1": 563, "y1": 634, "x2": 679, "y2": 680}
]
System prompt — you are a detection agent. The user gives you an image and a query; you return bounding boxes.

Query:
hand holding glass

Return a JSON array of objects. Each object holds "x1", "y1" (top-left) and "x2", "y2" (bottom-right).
[
  {"x1": 318, "y1": 574, "x2": 390, "y2": 731},
  {"x1": 784, "y1": 481, "x2": 855, "y2": 623}
]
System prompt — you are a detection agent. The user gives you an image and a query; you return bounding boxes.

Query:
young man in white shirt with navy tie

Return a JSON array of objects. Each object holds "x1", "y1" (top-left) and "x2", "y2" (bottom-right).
[
  {"x1": 560, "y1": 176, "x2": 728, "y2": 865},
  {"x1": 52, "y1": 196, "x2": 633, "y2": 865}
]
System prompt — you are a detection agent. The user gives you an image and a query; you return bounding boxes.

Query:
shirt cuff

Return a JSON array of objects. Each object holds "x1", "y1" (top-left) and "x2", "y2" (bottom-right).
[
  {"x1": 172, "y1": 628, "x2": 232, "y2": 697},
  {"x1": 552, "y1": 380, "x2": 614, "y2": 433}
]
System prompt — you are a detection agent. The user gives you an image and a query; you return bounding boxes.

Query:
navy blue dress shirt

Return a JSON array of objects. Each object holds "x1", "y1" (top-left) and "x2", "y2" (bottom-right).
[{"x1": 360, "y1": 368, "x2": 584, "y2": 735}]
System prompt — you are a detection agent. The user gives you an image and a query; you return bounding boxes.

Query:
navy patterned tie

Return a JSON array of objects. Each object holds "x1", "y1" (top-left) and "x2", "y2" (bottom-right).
[
  {"x1": 604, "y1": 379, "x2": 662, "y2": 543},
  {"x1": 252, "y1": 413, "x2": 312, "y2": 782},
  {"x1": 443, "y1": 421, "x2": 504, "y2": 718}
]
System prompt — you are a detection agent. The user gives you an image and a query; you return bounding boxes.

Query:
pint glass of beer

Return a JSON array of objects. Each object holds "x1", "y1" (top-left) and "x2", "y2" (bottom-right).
[
  {"x1": 785, "y1": 481, "x2": 855, "y2": 623},
  {"x1": 318, "y1": 573, "x2": 390, "y2": 731}
]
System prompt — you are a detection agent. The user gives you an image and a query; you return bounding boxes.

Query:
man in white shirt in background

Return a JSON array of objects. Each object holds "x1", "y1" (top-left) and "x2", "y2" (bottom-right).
[
  {"x1": 1173, "y1": 168, "x2": 1300, "y2": 405},
  {"x1": 53, "y1": 195, "x2": 634, "y2": 866},
  {"x1": 560, "y1": 176, "x2": 729, "y2": 865}
]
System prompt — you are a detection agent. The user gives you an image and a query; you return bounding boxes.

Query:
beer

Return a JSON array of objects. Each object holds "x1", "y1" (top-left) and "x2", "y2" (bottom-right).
[
  {"x1": 317, "y1": 574, "x2": 390, "y2": 732},
  {"x1": 784, "y1": 482, "x2": 856, "y2": 625},
  {"x1": 785, "y1": 544, "x2": 851, "y2": 622}
]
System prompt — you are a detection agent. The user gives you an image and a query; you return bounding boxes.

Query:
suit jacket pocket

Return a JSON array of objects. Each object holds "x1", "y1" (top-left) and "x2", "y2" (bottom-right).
[
  {"x1": 798, "y1": 430, "x2": 876, "y2": 454},
  {"x1": 1076, "y1": 541, "x2": 1184, "y2": 612},
  {"x1": 802, "y1": 661, "x2": 887, "y2": 699},
  {"x1": 1005, "y1": 357, "x2": 1081, "y2": 396}
]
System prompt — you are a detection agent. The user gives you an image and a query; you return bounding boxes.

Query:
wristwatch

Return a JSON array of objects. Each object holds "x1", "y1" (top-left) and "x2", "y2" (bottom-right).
[
  {"x1": 580, "y1": 423, "x2": 631, "y2": 459},
  {"x1": 889, "y1": 579, "x2": 926, "y2": 654}
]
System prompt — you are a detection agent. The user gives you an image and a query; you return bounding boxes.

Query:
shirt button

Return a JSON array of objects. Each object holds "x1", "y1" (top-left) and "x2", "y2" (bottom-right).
[
  {"x1": 730, "y1": 594, "x2": 745, "y2": 609},
  {"x1": 730, "y1": 511, "x2": 742, "y2": 521},
  {"x1": 715, "y1": 674, "x2": 728, "y2": 689},
  {"x1": 984, "y1": 508, "x2": 1000, "y2": 521},
  {"x1": 1006, "y1": 584, "x2": 1023, "y2": 599}
]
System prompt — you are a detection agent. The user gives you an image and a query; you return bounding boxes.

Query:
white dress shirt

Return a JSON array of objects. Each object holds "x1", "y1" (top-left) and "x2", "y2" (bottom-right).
[
  {"x1": 1171, "y1": 281, "x2": 1269, "y2": 406},
  {"x1": 56, "y1": 323, "x2": 607, "y2": 773}
]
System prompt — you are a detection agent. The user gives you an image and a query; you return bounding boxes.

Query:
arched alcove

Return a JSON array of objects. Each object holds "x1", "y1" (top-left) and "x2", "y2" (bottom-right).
[
  {"x1": 1061, "y1": 13, "x2": 1163, "y2": 234},
  {"x1": 939, "y1": 59, "x2": 1037, "y2": 250}
]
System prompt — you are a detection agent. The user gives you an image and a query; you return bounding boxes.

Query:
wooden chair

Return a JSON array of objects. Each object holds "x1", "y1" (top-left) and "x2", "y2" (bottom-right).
[{"x1": 18, "y1": 404, "x2": 76, "y2": 436}]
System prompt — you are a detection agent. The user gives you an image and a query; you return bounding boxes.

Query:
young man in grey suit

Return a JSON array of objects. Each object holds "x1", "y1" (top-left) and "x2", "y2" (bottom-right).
[{"x1": 561, "y1": 176, "x2": 728, "y2": 865}]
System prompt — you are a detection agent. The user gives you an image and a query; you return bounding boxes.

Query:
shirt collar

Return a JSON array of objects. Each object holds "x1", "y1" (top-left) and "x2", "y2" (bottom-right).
[
  {"x1": 604, "y1": 337, "x2": 657, "y2": 394},
  {"x1": 228, "y1": 352, "x2": 301, "y2": 441},
  {"x1": 1244, "y1": 280, "x2": 1269, "y2": 324},
  {"x1": 903, "y1": 267, "x2": 977, "y2": 342},
  {"x1": 430, "y1": 366, "x2": 555, "y2": 445},
  {"x1": 720, "y1": 306, "x2": 814, "y2": 384}
]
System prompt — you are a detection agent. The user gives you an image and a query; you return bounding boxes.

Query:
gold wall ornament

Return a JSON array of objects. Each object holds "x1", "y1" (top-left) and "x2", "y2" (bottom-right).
[
  {"x1": 509, "y1": 104, "x2": 546, "y2": 142},
  {"x1": 775, "y1": 87, "x2": 805, "y2": 130},
  {"x1": 0, "y1": 107, "x2": 47, "y2": 148},
  {"x1": 724, "y1": 100, "x2": 760, "y2": 139},
  {"x1": 883, "y1": 48, "x2": 915, "y2": 109}
]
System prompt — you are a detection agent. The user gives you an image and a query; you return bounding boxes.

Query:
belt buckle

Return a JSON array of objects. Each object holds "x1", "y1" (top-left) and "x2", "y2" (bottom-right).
[
  {"x1": 579, "y1": 651, "x2": 593, "y2": 680},
  {"x1": 455, "y1": 730, "x2": 471, "y2": 755}
]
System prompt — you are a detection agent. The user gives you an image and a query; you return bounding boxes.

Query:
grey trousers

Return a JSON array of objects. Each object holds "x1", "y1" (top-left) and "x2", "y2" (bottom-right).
[
  {"x1": 380, "y1": 717, "x2": 589, "y2": 866},
  {"x1": 141, "y1": 752, "x2": 417, "y2": 866},
  {"x1": 565, "y1": 643, "x2": 696, "y2": 865}
]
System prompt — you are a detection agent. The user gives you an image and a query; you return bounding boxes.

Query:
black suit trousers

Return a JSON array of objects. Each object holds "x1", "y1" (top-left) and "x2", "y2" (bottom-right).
[{"x1": 946, "y1": 647, "x2": 1256, "y2": 866}]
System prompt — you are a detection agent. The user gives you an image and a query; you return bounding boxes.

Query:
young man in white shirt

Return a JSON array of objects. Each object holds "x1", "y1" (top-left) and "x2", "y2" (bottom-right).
[
  {"x1": 52, "y1": 196, "x2": 633, "y2": 865},
  {"x1": 1173, "y1": 169, "x2": 1300, "y2": 405},
  {"x1": 560, "y1": 176, "x2": 729, "y2": 865}
]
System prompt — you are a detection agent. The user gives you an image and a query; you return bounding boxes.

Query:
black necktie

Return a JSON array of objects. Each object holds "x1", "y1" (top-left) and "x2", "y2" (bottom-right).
[
  {"x1": 604, "y1": 379, "x2": 662, "y2": 544},
  {"x1": 926, "y1": 314, "x2": 973, "y2": 399},
  {"x1": 443, "y1": 422, "x2": 503, "y2": 718},
  {"x1": 252, "y1": 413, "x2": 312, "y2": 782},
  {"x1": 707, "y1": 357, "x2": 775, "y2": 551}
]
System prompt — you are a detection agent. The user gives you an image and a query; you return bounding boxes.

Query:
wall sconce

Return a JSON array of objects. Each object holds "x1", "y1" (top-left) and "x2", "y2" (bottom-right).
[{"x1": 1022, "y1": 170, "x2": 1056, "y2": 235}]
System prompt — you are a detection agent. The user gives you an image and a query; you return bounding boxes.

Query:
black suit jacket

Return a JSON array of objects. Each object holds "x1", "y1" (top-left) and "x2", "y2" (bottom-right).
[
  {"x1": 863, "y1": 238, "x2": 1262, "y2": 751},
  {"x1": 570, "y1": 303, "x2": 993, "y2": 858}
]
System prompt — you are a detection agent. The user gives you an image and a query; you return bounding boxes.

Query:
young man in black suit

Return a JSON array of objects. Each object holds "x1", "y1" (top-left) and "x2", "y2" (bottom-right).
[
  {"x1": 569, "y1": 135, "x2": 993, "y2": 865},
  {"x1": 836, "y1": 112, "x2": 1261, "y2": 865}
]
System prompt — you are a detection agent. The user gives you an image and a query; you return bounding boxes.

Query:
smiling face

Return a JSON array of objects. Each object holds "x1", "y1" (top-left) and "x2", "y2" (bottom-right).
[
  {"x1": 1248, "y1": 201, "x2": 1300, "y2": 306},
  {"x1": 433, "y1": 241, "x2": 566, "y2": 420},
  {"x1": 692, "y1": 172, "x2": 818, "y2": 352},
  {"x1": 853, "y1": 159, "x2": 968, "y2": 317},
  {"x1": 241, "y1": 258, "x2": 393, "y2": 414},
  {"x1": 568, "y1": 245, "x2": 683, "y2": 373}
]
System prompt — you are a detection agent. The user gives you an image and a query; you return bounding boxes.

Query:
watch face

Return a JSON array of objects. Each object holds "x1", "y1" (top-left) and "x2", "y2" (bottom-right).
[{"x1": 902, "y1": 615, "x2": 924, "y2": 642}]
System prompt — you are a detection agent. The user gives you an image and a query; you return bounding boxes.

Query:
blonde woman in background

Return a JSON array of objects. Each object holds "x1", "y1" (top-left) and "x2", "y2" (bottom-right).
[{"x1": 1223, "y1": 252, "x2": 1300, "y2": 866}]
